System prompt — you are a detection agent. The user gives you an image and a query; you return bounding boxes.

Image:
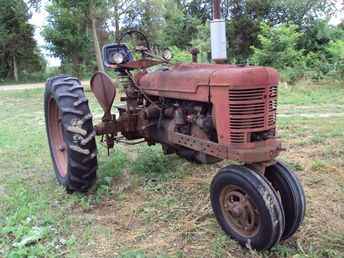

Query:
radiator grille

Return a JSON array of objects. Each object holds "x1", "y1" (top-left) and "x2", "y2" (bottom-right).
[
  {"x1": 228, "y1": 86, "x2": 277, "y2": 143},
  {"x1": 228, "y1": 88, "x2": 266, "y2": 101},
  {"x1": 270, "y1": 85, "x2": 278, "y2": 97},
  {"x1": 230, "y1": 132, "x2": 246, "y2": 143}
]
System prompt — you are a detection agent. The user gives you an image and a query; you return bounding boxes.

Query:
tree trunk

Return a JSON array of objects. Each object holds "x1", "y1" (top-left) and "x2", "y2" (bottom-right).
[
  {"x1": 114, "y1": 6, "x2": 120, "y2": 42},
  {"x1": 91, "y1": 18, "x2": 104, "y2": 72},
  {"x1": 115, "y1": 18, "x2": 120, "y2": 42},
  {"x1": 90, "y1": 1, "x2": 104, "y2": 72},
  {"x1": 13, "y1": 55, "x2": 18, "y2": 82},
  {"x1": 72, "y1": 55, "x2": 82, "y2": 78}
]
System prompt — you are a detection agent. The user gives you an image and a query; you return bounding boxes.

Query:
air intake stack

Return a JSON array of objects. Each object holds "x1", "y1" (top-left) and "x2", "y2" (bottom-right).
[{"x1": 211, "y1": 0, "x2": 227, "y2": 63}]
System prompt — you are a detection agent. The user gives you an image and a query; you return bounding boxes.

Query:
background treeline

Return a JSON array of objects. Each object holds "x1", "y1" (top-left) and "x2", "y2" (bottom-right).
[
  {"x1": 0, "y1": 0, "x2": 343, "y2": 83},
  {"x1": 0, "y1": 0, "x2": 46, "y2": 83}
]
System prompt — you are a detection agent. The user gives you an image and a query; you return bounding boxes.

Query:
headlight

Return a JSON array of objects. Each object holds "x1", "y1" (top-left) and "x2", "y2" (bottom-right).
[
  {"x1": 112, "y1": 53, "x2": 124, "y2": 64},
  {"x1": 162, "y1": 49, "x2": 172, "y2": 61}
]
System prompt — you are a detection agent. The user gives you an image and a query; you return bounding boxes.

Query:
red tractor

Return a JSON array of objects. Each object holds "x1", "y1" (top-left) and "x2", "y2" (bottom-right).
[{"x1": 44, "y1": 31, "x2": 305, "y2": 251}]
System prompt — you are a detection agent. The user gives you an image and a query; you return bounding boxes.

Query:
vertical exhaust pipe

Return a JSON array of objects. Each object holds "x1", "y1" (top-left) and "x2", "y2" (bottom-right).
[{"x1": 211, "y1": 0, "x2": 227, "y2": 63}]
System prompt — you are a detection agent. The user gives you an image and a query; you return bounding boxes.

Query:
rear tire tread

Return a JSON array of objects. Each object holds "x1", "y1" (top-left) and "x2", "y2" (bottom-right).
[
  {"x1": 69, "y1": 85, "x2": 84, "y2": 92},
  {"x1": 66, "y1": 126, "x2": 88, "y2": 136},
  {"x1": 61, "y1": 108, "x2": 84, "y2": 116},
  {"x1": 82, "y1": 152, "x2": 97, "y2": 164},
  {"x1": 57, "y1": 93, "x2": 79, "y2": 99},
  {"x1": 69, "y1": 145, "x2": 91, "y2": 155},
  {"x1": 73, "y1": 97, "x2": 88, "y2": 107},
  {"x1": 81, "y1": 130, "x2": 96, "y2": 146}
]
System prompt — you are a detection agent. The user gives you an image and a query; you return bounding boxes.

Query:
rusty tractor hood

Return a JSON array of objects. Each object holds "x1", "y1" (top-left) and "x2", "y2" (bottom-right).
[{"x1": 138, "y1": 63, "x2": 279, "y2": 95}]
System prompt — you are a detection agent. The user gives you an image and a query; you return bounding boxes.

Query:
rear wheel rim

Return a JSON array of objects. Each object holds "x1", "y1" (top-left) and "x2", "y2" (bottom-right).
[
  {"x1": 48, "y1": 97, "x2": 68, "y2": 177},
  {"x1": 220, "y1": 185, "x2": 260, "y2": 238}
]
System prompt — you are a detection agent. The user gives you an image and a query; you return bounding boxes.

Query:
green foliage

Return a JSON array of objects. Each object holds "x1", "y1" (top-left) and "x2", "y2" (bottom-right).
[
  {"x1": 226, "y1": 0, "x2": 271, "y2": 62},
  {"x1": 0, "y1": 0, "x2": 340, "y2": 83},
  {"x1": 161, "y1": 1, "x2": 202, "y2": 49},
  {"x1": 326, "y1": 40, "x2": 344, "y2": 60},
  {"x1": 191, "y1": 22, "x2": 211, "y2": 63},
  {"x1": 299, "y1": 52, "x2": 329, "y2": 80},
  {"x1": 251, "y1": 23, "x2": 304, "y2": 70},
  {"x1": 223, "y1": 0, "x2": 335, "y2": 63},
  {"x1": 42, "y1": 0, "x2": 95, "y2": 77},
  {"x1": 298, "y1": 37, "x2": 344, "y2": 81},
  {"x1": 269, "y1": 0, "x2": 336, "y2": 26},
  {"x1": 0, "y1": 0, "x2": 45, "y2": 81},
  {"x1": 135, "y1": 0, "x2": 166, "y2": 46},
  {"x1": 325, "y1": 39, "x2": 344, "y2": 80},
  {"x1": 250, "y1": 22, "x2": 344, "y2": 83},
  {"x1": 130, "y1": 146, "x2": 173, "y2": 179},
  {"x1": 300, "y1": 20, "x2": 341, "y2": 53},
  {"x1": 96, "y1": 149, "x2": 128, "y2": 198},
  {"x1": 171, "y1": 46, "x2": 192, "y2": 63}
]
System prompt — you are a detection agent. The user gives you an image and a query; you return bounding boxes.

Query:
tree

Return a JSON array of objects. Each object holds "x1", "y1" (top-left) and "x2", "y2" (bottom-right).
[
  {"x1": 88, "y1": 0, "x2": 106, "y2": 72},
  {"x1": 225, "y1": 0, "x2": 271, "y2": 62},
  {"x1": 43, "y1": 1, "x2": 90, "y2": 76},
  {"x1": 224, "y1": 0, "x2": 336, "y2": 62},
  {"x1": 250, "y1": 23, "x2": 304, "y2": 70},
  {"x1": 108, "y1": 0, "x2": 141, "y2": 42},
  {"x1": 0, "y1": 0, "x2": 44, "y2": 81},
  {"x1": 185, "y1": 0, "x2": 212, "y2": 23},
  {"x1": 43, "y1": 0, "x2": 148, "y2": 74},
  {"x1": 161, "y1": 0, "x2": 202, "y2": 49},
  {"x1": 43, "y1": 0, "x2": 109, "y2": 76},
  {"x1": 268, "y1": 0, "x2": 336, "y2": 26}
]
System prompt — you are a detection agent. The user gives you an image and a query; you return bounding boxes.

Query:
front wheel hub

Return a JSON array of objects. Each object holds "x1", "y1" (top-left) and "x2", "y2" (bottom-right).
[{"x1": 220, "y1": 186, "x2": 260, "y2": 237}]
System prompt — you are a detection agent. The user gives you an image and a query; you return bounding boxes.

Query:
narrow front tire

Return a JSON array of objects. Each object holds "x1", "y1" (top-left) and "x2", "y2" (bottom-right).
[
  {"x1": 210, "y1": 165, "x2": 285, "y2": 251},
  {"x1": 265, "y1": 161, "x2": 306, "y2": 240}
]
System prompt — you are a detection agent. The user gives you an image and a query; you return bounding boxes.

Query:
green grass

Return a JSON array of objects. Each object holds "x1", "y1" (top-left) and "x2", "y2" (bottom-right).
[
  {"x1": 1, "y1": 81, "x2": 344, "y2": 257},
  {"x1": 279, "y1": 80, "x2": 344, "y2": 105}
]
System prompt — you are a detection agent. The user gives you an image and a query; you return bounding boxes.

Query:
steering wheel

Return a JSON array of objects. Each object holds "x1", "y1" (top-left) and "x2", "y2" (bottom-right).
[{"x1": 118, "y1": 30, "x2": 150, "y2": 53}]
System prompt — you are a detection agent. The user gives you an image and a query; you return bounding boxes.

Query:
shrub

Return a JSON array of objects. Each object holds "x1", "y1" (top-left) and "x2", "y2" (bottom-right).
[
  {"x1": 280, "y1": 66, "x2": 305, "y2": 83},
  {"x1": 191, "y1": 22, "x2": 211, "y2": 63},
  {"x1": 325, "y1": 40, "x2": 344, "y2": 80},
  {"x1": 299, "y1": 52, "x2": 330, "y2": 81},
  {"x1": 170, "y1": 46, "x2": 192, "y2": 63},
  {"x1": 250, "y1": 23, "x2": 304, "y2": 71},
  {"x1": 250, "y1": 22, "x2": 344, "y2": 83}
]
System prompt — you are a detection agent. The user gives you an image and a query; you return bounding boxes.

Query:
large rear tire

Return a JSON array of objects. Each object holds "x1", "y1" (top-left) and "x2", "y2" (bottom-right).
[
  {"x1": 210, "y1": 165, "x2": 285, "y2": 250},
  {"x1": 44, "y1": 75, "x2": 97, "y2": 192}
]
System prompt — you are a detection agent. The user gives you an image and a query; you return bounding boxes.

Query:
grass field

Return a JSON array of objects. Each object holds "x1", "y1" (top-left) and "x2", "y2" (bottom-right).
[{"x1": 0, "y1": 80, "x2": 344, "y2": 258}]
